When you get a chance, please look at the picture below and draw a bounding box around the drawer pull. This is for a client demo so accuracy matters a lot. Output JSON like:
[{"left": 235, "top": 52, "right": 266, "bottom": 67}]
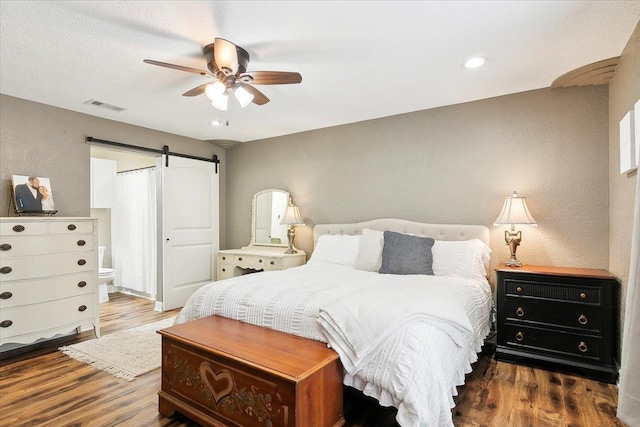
[
  {"left": 515, "top": 307, "right": 525, "bottom": 317},
  {"left": 516, "top": 286, "right": 523, "bottom": 293},
  {"left": 578, "top": 314, "right": 588, "bottom": 325},
  {"left": 0, "top": 266, "right": 12, "bottom": 274},
  {"left": 78, "top": 305, "right": 87, "bottom": 312},
  {"left": 515, "top": 332, "right": 524, "bottom": 342},
  {"left": 77, "top": 240, "right": 86, "bottom": 246},
  {"left": 0, "top": 292, "right": 13, "bottom": 299},
  {"left": 580, "top": 292, "right": 587, "bottom": 300},
  {"left": 578, "top": 341, "right": 588, "bottom": 353},
  {"left": 78, "top": 281, "right": 87, "bottom": 288},
  {"left": 68, "top": 224, "right": 77, "bottom": 231},
  {"left": 0, "top": 244, "right": 12, "bottom": 251},
  {"left": 0, "top": 320, "right": 12, "bottom": 328},
  {"left": 77, "top": 259, "right": 86, "bottom": 266},
  {"left": 238, "top": 257, "right": 243, "bottom": 261},
  {"left": 221, "top": 268, "right": 226, "bottom": 272},
  {"left": 12, "top": 225, "right": 25, "bottom": 232},
  {"left": 222, "top": 256, "right": 226, "bottom": 261},
  {"left": 270, "top": 261, "right": 275, "bottom": 265},
  {"left": 259, "top": 259, "right": 263, "bottom": 263}
]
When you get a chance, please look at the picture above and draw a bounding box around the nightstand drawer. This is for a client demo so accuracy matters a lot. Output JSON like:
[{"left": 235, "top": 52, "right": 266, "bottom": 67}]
[
  {"left": 505, "top": 299, "right": 602, "bottom": 332},
  {"left": 503, "top": 324, "right": 601, "bottom": 361},
  {"left": 505, "top": 279, "right": 600, "bottom": 304}
]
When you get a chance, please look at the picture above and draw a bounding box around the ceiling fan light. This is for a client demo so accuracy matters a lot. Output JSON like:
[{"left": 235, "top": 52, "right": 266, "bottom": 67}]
[
  {"left": 463, "top": 56, "right": 487, "bottom": 69},
  {"left": 211, "top": 94, "right": 228, "bottom": 111},
  {"left": 205, "top": 81, "right": 226, "bottom": 101},
  {"left": 234, "top": 86, "right": 254, "bottom": 108}
]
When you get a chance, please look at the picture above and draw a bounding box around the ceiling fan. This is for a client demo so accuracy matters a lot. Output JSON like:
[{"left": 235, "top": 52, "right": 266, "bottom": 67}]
[{"left": 144, "top": 38, "right": 302, "bottom": 110}]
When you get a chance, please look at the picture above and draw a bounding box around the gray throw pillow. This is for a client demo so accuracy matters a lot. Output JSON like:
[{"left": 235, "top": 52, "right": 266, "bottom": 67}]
[{"left": 379, "top": 231, "right": 435, "bottom": 275}]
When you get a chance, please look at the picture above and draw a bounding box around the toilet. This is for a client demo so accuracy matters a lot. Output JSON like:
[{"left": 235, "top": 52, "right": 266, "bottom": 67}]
[{"left": 98, "top": 246, "right": 115, "bottom": 303}]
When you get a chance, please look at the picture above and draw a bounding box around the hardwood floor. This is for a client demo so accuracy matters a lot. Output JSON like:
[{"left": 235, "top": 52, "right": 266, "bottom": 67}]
[{"left": 0, "top": 293, "right": 624, "bottom": 427}]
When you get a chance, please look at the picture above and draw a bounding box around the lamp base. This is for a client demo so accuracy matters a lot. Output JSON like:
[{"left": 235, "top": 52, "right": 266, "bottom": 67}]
[
  {"left": 505, "top": 259, "right": 522, "bottom": 267},
  {"left": 284, "top": 226, "right": 297, "bottom": 254}
]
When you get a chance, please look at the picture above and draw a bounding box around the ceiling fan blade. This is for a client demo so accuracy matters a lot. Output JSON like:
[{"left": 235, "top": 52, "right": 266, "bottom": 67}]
[
  {"left": 237, "top": 82, "right": 270, "bottom": 105},
  {"left": 143, "top": 59, "right": 212, "bottom": 77},
  {"left": 182, "top": 83, "right": 211, "bottom": 97},
  {"left": 214, "top": 38, "right": 239, "bottom": 74},
  {"left": 242, "top": 71, "right": 302, "bottom": 85}
]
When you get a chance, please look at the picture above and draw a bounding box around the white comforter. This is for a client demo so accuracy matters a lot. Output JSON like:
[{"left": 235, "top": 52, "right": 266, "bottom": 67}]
[{"left": 176, "top": 262, "right": 492, "bottom": 427}]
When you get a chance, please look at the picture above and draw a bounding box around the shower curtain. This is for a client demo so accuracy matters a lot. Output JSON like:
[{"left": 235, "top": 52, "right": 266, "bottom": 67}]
[
  {"left": 617, "top": 170, "right": 640, "bottom": 425},
  {"left": 112, "top": 167, "right": 157, "bottom": 296}
]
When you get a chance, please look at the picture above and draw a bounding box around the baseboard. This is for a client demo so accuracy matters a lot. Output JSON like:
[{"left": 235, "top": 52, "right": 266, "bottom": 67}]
[{"left": 154, "top": 301, "right": 163, "bottom": 312}]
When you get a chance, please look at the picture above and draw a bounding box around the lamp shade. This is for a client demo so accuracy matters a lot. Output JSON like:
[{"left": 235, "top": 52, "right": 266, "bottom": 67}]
[
  {"left": 280, "top": 204, "right": 304, "bottom": 226},
  {"left": 494, "top": 191, "right": 537, "bottom": 226}
]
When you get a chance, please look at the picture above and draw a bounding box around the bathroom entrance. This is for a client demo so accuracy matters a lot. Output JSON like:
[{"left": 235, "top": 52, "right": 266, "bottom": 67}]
[{"left": 90, "top": 147, "right": 159, "bottom": 303}]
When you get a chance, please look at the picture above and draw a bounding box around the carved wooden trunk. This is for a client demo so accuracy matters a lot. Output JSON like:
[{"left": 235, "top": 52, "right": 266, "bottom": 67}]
[{"left": 158, "top": 315, "right": 344, "bottom": 427}]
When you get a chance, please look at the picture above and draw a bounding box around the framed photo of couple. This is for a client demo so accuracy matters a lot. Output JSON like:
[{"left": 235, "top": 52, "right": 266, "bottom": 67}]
[{"left": 12, "top": 175, "right": 57, "bottom": 214}]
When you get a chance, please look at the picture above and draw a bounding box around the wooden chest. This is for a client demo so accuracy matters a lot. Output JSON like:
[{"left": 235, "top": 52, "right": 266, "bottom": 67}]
[{"left": 158, "top": 315, "right": 344, "bottom": 427}]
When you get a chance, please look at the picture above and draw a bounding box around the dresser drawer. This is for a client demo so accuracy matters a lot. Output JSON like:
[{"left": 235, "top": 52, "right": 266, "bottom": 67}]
[
  {"left": 505, "top": 279, "right": 600, "bottom": 304},
  {"left": 0, "top": 222, "right": 48, "bottom": 236},
  {"left": 234, "top": 254, "right": 267, "bottom": 270},
  {"left": 0, "top": 234, "right": 94, "bottom": 256},
  {"left": 503, "top": 323, "right": 601, "bottom": 361},
  {"left": 49, "top": 221, "right": 94, "bottom": 234},
  {"left": 0, "top": 293, "right": 95, "bottom": 340},
  {"left": 263, "top": 257, "right": 284, "bottom": 271},
  {"left": 0, "top": 272, "right": 95, "bottom": 309},
  {"left": 505, "top": 298, "right": 602, "bottom": 332},
  {"left": 217, "top": 264, "right": 234, "bottom": 280},
  {"left": 0, "top": 252, "right": 95, "bottom": 281}
]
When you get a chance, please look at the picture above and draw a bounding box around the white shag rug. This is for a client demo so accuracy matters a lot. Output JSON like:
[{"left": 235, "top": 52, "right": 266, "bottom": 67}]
[{"left": 59, "top": 316, "right": 176, "bottom": 381}]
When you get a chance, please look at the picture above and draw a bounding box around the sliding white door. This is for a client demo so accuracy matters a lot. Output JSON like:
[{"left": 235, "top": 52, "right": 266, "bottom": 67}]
[{"left": 159, "top": 155, "right": 219, "bottom": 311}]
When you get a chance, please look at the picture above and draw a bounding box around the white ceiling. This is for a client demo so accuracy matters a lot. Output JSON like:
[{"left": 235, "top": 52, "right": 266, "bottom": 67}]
[{"left": 1, "top": 1, "right": 639, "bottom": 144}]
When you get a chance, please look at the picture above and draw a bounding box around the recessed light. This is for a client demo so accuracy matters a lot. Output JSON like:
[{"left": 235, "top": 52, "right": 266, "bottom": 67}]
[
  {"left": 211, "top": 120, "right": 229, "bottom": 127},
  {"left": 463, "top": 56, "right": 487, "bottom": 69}
]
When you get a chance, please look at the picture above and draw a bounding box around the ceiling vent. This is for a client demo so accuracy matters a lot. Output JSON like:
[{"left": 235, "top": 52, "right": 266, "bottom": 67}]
[{"left": 83, "top": 99, "right": 126, "bottom": 112}]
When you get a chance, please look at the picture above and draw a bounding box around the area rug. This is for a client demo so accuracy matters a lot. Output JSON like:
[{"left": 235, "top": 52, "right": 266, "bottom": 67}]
[{"left": 59, "top": 316, "right": 176, "bottom": 381}]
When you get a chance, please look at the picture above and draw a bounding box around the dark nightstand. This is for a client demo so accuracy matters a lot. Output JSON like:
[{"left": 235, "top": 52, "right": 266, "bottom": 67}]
[{"left": 495, "top": 264, "right": 619, "bottom": 383}]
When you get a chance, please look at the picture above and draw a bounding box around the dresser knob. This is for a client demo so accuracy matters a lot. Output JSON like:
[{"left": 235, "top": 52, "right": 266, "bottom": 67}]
[
  {"left": 78, "top": 305, "right": 87, "bottom": 312},
  {"left": 12, "top": 225, "right": 25, "bottom": 232},
  {"left": 259, "top": 259, "right": 263, "bottom": 263},
  {"left": 77, "top": 259, "right": 86, "bottom": 266},
  {"left": 77, "top": 240, "right": 86, "bottom": 246},
  {"left": 578, "top": 314, "right": 588, "bottom": 325},
  {"left": 515, "top": 307, "right": 525, "bottom": 317},
  {"left": 78, "top": 281, "right": 87, "bottom": 288},
  {"left": 270, "top": 261, "right": 275, "bottom": 265},
  {"left": 0, "top": 244, "right": 12, "bottom": 251},
  {"left": 238, "top": 257, "right": 243, "bottom": 261},
  {"left": 0, "top": 292, "right": 13, "bottom": 299},
  {"left": 516, "top": 286, "right": 523, "bottom": 293},
  {"left": 0, "top": 320, "right": 12, "bottom": 328},
  {"left": 578, "top": 341, "right": 588, "bottom": 353},
  {"left": 222, "top": 256, "right": 226, "bottom": 261},
  {"left": 580, "top": 292, "right": 587, "bottom": 299},
  {"left": 68, "top": 224, "right": 77, "bottom": 231},
  {"left": 222, "top": 268, "right": 226, "bottom": 272},
  {"left": 515, "top": 332, "right": 524, "bottom": 342},
  {"left": 0, "top": 266, "right": 12, "bottom": 274}
]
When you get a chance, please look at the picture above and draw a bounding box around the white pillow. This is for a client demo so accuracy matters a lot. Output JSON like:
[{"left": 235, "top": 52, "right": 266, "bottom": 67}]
[
  {"left": 309, "top": 234, "right": 361, "bottom": 267},
  {"left": 432, "top": 239, "right": 491, "bottom": 281},
  {"left": 353, "top": 228, "right": 384, "bottom": 272}
]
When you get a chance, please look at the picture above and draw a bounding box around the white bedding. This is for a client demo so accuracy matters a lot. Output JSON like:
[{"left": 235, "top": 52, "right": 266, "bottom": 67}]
[{"left": 175, "top": 262, "right": 492, "bottom": 427}]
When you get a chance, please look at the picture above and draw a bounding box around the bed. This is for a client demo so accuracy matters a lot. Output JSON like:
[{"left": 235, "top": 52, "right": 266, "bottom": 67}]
[{"left": 176, "top": 218, "right": 493, "bottom": 427}]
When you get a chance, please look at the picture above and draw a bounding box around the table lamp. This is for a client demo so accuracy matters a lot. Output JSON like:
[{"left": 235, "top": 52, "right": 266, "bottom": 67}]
[
  {"left": 493, "top": 191, "right": 537, "bottom": 267},
  {"left": 280, "top": 196, "right": 305, "bottom": 254}
]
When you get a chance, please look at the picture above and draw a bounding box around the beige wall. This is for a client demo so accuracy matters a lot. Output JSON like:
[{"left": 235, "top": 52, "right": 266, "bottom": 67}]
[
  {"left": 225, "top": 86, "right": 610, "bottom": 279},
  {"left": 608, "top": 22, "right": 640, "bottom": 327},
  {"left": 0, "top": 94, "right": 227, "bottom": 249}
]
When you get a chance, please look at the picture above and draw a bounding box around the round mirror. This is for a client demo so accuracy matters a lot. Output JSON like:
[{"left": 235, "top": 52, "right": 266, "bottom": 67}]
[{"left": 251, "top": 189, "right": 289, "bottom": 246}]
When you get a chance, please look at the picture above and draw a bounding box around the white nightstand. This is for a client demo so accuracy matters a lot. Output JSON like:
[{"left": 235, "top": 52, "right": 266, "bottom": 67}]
[{"left": 217, "top": 247, "right": 306, "bottom": 280}]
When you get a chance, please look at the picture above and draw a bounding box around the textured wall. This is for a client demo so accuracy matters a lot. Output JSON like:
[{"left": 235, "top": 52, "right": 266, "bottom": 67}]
[
  {"left": 226, "top": 86, "right": 610, "bottom": 279},
  {"left": 0, "top": 95, "right": 227, "bottom": 248},
  {"left": 608, "top": 22, "right": 640, "bottom": 329}
]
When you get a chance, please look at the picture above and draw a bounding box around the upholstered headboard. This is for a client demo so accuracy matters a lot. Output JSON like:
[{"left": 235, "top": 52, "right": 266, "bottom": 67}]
[{"left": 313, "top": 218, "right": 490, "bottom": 248}]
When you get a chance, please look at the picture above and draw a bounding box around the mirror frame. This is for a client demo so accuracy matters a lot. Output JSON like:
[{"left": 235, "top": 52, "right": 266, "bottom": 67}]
[{"left": 249, "top": 188, "right": 290, "bottom": 247}]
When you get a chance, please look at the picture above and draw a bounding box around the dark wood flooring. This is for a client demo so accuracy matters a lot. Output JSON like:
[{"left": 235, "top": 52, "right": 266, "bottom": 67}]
[{"left": 0, "top": 293, "right": 624, "bottom": 426}]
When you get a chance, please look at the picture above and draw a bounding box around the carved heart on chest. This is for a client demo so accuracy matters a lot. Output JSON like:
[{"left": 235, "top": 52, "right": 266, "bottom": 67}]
[{"left": 199, "top": 363, "right": 234, "bottom": 403}]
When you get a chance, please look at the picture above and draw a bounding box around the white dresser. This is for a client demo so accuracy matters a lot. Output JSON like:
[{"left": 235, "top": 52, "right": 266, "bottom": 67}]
[
  {"left": 217, "top": 247, "right": 306, "bottom": 280},
  {"left": 0, "top": 217, "right": 100, "bottom": 348}
]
